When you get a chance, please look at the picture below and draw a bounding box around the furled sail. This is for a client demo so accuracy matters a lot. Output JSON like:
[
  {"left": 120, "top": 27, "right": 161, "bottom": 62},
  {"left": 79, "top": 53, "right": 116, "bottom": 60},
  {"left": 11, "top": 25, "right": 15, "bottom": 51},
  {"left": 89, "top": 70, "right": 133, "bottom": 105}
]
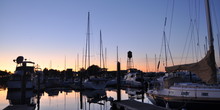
[{"left": 165, "top": 47, "right": 217, "bottom": 84}]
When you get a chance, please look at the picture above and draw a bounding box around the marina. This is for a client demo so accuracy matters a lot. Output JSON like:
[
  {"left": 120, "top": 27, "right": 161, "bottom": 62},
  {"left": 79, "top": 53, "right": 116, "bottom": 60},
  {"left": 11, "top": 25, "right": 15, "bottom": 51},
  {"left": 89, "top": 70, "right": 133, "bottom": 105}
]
[{"left": 1, "top": 0, "right": 220, "bottom": 110}]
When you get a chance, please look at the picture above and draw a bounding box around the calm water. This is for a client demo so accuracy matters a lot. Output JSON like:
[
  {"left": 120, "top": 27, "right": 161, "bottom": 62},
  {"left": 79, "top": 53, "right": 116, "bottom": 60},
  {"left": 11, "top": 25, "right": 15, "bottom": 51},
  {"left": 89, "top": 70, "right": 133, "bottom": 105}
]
[{"left": 0, "top": 87, "right": 152, "bottom": 110}]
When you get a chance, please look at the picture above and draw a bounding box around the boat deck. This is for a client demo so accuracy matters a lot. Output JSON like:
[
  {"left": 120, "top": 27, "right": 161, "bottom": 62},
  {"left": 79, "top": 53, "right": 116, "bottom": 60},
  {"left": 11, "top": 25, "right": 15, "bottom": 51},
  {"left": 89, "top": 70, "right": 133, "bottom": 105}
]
[{"left": 111, "top": 100, "right": 167, "bottom": 110}]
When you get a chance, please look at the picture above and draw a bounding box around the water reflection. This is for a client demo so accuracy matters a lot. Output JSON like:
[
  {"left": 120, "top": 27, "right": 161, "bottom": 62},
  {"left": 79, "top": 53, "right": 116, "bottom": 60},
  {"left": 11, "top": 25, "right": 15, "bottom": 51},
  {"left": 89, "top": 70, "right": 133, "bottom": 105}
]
[
  {"left": 1, "top": 87, "right": 151, "bottom": 110},
  {"left": 126, "top": 88, "right": 143, "bottom": 100},
  {"left": 4, "top": 90, "right": 37, "bottom": 109}
]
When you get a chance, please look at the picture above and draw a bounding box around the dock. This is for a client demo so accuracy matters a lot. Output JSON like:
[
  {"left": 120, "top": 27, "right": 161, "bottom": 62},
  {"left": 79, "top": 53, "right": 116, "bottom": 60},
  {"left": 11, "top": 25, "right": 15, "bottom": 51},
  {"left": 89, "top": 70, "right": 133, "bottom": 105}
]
[
  {"left": 3, "top": 105, "right": 35, "bottom": 110},
  {"left": 111, "top": 100, "right": 167, "bottom": 110}
]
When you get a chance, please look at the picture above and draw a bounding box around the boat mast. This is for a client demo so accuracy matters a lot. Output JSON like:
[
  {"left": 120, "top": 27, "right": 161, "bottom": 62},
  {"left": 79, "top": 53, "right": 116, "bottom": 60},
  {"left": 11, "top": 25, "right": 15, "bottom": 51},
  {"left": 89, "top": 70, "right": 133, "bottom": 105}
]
[
  {"left": 100, "top": 30, "right": 105, "bottom": 69},
  {"left": 105, "top": 48, "right": 107, "bottom": 69},
  {"left": 100, "top": 30, "right": 102, "bottom": 68},
  {"left": 205, "top": 0, "right": 214, "bottom": 50},
  {"left": 85, "top": 12, "right": 90, "bottom": 69},
  {"left": 87, "top": 12, "right": 90, "bottom": 68},
  {"left": 205, "top": 0, "right": 217, "bottom": 83}
]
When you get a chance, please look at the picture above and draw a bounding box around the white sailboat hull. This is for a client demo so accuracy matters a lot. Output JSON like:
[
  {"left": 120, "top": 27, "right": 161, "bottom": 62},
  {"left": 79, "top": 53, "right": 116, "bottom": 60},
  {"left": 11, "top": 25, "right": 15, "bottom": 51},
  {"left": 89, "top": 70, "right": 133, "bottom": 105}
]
[
  {"left": 147, "top": 83, "right": 220, "bottom": 108},
  {"left": 83, "top": 78, "right": 107, "bottom": 90}
]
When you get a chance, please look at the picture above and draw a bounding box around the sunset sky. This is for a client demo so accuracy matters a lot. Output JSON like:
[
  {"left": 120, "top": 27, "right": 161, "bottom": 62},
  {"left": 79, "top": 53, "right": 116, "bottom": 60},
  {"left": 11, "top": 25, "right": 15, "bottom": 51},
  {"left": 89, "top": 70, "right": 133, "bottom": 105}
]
[{"left": 0, "top": 0, "right": 220, "bottom": 72}]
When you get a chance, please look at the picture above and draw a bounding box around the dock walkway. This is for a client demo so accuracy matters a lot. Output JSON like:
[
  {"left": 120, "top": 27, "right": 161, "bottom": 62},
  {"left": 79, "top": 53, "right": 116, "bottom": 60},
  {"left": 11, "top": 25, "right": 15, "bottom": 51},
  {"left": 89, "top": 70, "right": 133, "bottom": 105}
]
[
  {"left": 3, "top": 105, "right": 35, "bottom": 110},
  {"left": 112, "top": 100, "right": 167, "bottom": 110}
]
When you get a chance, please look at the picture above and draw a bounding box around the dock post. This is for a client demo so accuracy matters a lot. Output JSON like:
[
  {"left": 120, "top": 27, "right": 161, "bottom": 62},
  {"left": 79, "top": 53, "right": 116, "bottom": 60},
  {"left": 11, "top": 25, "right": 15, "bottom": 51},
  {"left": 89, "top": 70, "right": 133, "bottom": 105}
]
[
  {"left": 80, "top": 71, "right": 83, "bottom": 90},
  {"left": 21, "top": 62, "right": 26, "bottom": 104},
  {"left": 117, "top": 61, "right": 121, "bottom": 101},
  {"left": 37, "top": 71, "right": 41, "bottom": 110},
  {"left": 80, "top": 71, "right": 83, "bottom": 109},
  {"left": 141, "top": 71, "right": 145, "bottom": 102}
]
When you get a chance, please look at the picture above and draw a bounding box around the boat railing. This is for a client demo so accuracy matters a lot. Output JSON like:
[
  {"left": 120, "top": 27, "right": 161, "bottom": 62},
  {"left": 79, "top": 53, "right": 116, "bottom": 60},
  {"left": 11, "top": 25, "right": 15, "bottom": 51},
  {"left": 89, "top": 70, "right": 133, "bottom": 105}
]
[{"left": 173, "top": 83, "right": 220, "bottom": 89}]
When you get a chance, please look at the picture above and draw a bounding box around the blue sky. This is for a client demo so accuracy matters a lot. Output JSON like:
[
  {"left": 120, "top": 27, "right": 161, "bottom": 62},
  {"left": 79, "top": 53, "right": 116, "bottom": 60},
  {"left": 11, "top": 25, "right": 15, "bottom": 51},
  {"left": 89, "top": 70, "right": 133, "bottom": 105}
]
[{"left": 0, "top": 0, "right": 220, "bottom": 72}]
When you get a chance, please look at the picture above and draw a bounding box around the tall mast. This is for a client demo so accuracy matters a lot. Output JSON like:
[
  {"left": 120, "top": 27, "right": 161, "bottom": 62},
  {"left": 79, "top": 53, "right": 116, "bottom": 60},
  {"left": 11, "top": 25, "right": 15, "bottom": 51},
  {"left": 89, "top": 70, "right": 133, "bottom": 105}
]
[
  {"left": 100, "top": 30, "right": 105, "bottom": 69},
  {"left": 100, "top": 30, "right": 102, "bottom": 68},
  {"left": 205, "top": 0, "right": 214, "bottom": 49},
  {"left": 85, "top": 12, "right": 90, "bottom": 69},
  {"left": 205, "top": 0, "right": 217, "bottom": 83},
  {"left": 87, "top": 12, "right": 90, "bottom": 67},
  {"left": 105, "top": 48, "right": 107, "bottom": 69}
]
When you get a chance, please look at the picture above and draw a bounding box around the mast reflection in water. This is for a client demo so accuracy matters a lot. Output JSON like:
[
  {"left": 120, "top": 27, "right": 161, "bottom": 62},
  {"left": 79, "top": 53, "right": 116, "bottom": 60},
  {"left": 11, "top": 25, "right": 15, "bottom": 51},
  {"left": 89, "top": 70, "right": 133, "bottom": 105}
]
[{"left": 1, "top": 87, "right": 151, "bottom": 110}]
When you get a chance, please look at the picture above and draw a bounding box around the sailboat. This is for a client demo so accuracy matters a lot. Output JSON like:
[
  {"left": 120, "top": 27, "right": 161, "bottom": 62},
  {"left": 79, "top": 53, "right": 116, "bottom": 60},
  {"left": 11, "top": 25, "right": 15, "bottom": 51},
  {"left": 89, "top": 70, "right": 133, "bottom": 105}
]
[
  {"left": 82, "top": 12, "right": 108, "bottom": 90},
  {"left": 147, "top": 0, "right": 220, "bottom": 109}
]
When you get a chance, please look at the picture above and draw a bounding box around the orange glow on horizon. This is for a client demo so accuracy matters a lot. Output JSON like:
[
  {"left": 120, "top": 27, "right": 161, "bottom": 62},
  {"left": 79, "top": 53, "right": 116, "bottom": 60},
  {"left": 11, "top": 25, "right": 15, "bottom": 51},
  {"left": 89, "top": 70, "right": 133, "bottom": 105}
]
[
  {"left": 0, "top": 59, "right": 165, "bottom": 73},
  {"left": 1, "top": 54, "right": 168, "bottom": 73}
]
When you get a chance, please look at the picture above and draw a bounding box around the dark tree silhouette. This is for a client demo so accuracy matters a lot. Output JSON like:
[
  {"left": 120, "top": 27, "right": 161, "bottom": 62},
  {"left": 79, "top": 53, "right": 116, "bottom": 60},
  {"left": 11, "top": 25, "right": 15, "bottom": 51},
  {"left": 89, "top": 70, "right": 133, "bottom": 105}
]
[{"left": 86, "top": 65, "right": 101, "bottom": 76}]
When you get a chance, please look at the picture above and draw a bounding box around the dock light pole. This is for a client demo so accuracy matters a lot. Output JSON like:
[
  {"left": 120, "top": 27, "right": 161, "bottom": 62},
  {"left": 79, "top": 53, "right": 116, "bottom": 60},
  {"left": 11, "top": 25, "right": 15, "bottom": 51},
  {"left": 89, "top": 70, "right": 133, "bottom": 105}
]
[{"left": 117, "top": 62, "right": 121, "bottom": 101}]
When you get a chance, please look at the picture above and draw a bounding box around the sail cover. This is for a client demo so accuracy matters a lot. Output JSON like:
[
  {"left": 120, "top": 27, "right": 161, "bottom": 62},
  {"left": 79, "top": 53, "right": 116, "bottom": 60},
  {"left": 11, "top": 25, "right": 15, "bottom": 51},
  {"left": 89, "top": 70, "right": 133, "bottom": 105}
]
[{"left": 165, "top": 48, "right": 217, "bottom": 84}]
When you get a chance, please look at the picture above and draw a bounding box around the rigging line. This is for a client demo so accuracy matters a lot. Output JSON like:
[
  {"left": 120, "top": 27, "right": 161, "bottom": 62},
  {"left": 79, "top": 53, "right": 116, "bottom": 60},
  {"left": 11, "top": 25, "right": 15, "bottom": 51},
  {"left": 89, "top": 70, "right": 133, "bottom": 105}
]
[
  {"left": 194, "top": 19, "right": 202, "bottom": 59},
  {"left": 164, "top": 32, "right": 168, "bottom": 67},
  {"left": 192, "top": 20, "right": 198, "bottom": 62},
  {"left": 101, "top": 31, "right": 105, "bottom": 69},
  {"left": 158, "top": 16, "right": 167, "bottom": 69},
  {"left": 193, "top": 0, "right": 203, "bottom": 60},
  {"left": 158, "top": 30, "right": 164, "bottom": 69},
  {"left": 180, "top": 19, "right": 193, "bottom": 64},
  {"left": 217, "top": 34, "right": 220, "bottom": 63},
  {"left": 188, "top": 0, "right": 192, "bottom": 20},
  {"left": 167, "top": 0, "right": 175, "bottom": 43},
  {"left": 165, "top": 35, "right": 174, "bottom": 66},
  {"left": 205, "top": 36, "right": 208, "bottom": 53},
  {"left": 165, "top": 0, "right": 169, "bottom": 19},
  {"left": 192, "top": 28, "right": 197, "bottom": 62},
  {"left": 211, "top": 0, "right": 220, "bottom": 35},
  {"left": 163, "top": 0, "right": 169, "bottom": 31},
  {"left": 185, "top": 22, "right": 195, "bottom": 64}
]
